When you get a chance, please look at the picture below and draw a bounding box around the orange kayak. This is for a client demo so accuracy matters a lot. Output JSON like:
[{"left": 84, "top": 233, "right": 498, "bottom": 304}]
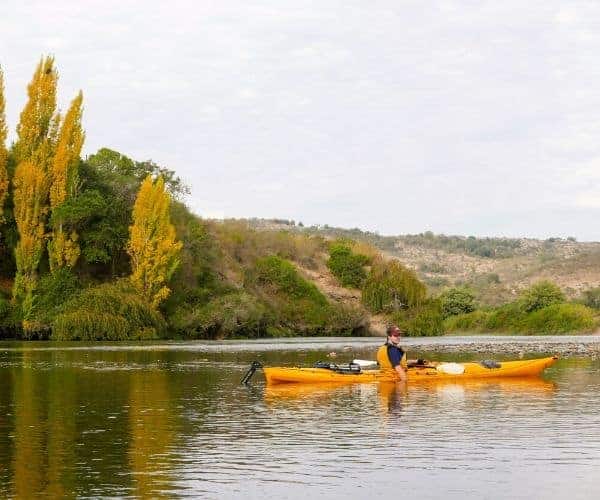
[{"left": 263, "top": 356, "right": 558, "bottom": 385}]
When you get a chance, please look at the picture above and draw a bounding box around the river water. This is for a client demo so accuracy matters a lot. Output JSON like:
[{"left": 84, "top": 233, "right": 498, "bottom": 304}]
[{"left": 0, "top": 337, "right": 599, "bottom": 499}]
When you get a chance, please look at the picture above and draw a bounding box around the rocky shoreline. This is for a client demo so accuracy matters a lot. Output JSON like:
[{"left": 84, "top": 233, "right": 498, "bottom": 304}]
[
  {"left": 3, "top": 336, "right": 597, "bottom": 358},
  {"left": 194, "top": 335, "right": 600, "bottom": 358},
  {"left": 401, "top": 336, "right": 600, "bottom": 357}
]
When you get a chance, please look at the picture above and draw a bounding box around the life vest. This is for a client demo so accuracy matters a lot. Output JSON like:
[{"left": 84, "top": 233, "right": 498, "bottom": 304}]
[{"left": 377, "top": 344, "right": 407, "bottom": 371}]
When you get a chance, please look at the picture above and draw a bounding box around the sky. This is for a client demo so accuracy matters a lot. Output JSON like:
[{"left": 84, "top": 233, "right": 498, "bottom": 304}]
[{"left": 1, "top": 0, "right": 600, "bottom": 240}]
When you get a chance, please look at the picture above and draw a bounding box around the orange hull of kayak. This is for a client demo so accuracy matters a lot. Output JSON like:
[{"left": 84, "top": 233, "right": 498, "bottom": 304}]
[{"left": 263, "top": 356, "right": 558, "bottom": 385}]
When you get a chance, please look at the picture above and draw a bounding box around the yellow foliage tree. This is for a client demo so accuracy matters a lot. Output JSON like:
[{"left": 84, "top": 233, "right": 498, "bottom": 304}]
[
  {"left": 48, "top": 91, "right": 85, "bottom": 270},
  {"left": 0, "top": 66, "right": 8, "bottom": 221},
  {"left": 12, "top": 160, "right": 50, "bottom": 323},
  {"left": 13, "top": 56, "right": 58, "bottom": 167},
  {"left": 127, "top": 176, "right": 182, "bottom": 308},
  {"left": 12, "top": 56, "right": 58, "bottom": 325}
]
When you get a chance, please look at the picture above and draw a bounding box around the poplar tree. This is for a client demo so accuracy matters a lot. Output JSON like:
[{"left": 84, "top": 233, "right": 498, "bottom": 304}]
[
  {"left": 12, "top": 56, "right": 58, "bottom": 322},
  {"left": 48, "top": 91, "right": 84, "bottom": 271},
  {"left": 0, "top": 67, "right": 8, "bottom": 221},
  {"left": 13, "top": 56, "right": 58, "bottom": 167},
  {"left": 12, "top": 161, "right": 50, "bottom": 322},
  {"left": 127, "top": 176, "right": 182, "bottom": 309}
]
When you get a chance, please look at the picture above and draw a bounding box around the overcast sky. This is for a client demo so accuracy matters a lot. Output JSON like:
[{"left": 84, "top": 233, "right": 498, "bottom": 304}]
[{"left": 2, "top": 1, "right": 600, "bottom": 240}]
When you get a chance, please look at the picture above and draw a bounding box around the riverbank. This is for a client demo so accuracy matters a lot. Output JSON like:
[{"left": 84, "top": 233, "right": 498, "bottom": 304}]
[{"left": 2, "top": 335, "right": 599, "bottom": 357}]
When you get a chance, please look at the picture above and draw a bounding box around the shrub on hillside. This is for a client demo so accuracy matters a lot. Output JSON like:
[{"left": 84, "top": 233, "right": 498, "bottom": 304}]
[
  {"left": 327, "top": 243, "right": 369, "bottom": 288},
  {"left": 250, "top": 255, "right": 327, "bottom": 305},
  {"left": 424, "top": 276, "right": 450, "bottom": 288},
  {"left": 362, "top": 259, "right": 426, "bottom": 313},
  {"left": 247, "top": 255, "right": 346, "bottom": 334},
  {"left": 243, "top": 255, "right": 370, "bottom": 336},
  {"left": 520, "top": 281, "right": 565, "bottom": 313},
  {"left": 440, "top": 286, "right": 476, "bottom": 318},
  {"left": 52, "top": 282, "right": 166, "bottom": 340},
  {"left": 214, "top": 222, "right": 326, "bottom": 269},
  {"left": 419, "top": 262, "right": 447, "bottom": 274},
  {"left": 581, "top": 287, "right": 600, "bottom": 310}
]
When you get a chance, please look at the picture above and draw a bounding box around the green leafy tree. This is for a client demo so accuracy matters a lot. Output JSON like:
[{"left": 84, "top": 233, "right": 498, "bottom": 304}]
[
  {"left": 87, "top": 148, "right": 188, "bottom": 199},
  {"left": 520, "top": 281, "right": 565, "bottom": 313},
  {"left": 440, "top": 286, "right": 476, "bottom": 318},
  {"left": 362, "top": 259, "right": 426, "bottom": 313}
]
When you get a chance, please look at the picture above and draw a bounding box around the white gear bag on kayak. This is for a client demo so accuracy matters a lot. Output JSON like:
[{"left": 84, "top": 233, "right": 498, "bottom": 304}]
[
  {"left": 352, "top": 359, "right": 379, "bottom": 370},
  {"left": 435, "top": 362, "right": 465, "bottom": 375}
]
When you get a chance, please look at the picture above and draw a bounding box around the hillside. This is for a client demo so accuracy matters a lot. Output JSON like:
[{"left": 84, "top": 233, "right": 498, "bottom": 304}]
[{"left": 240, "top": 219, "right": 600, "bottom": 307}]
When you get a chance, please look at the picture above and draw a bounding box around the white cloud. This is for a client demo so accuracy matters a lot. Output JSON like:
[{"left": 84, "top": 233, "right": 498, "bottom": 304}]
[
  {"left": 3, "top": 0, "right": 600, "bottom": 239},
  {"left": 575, "top": 192, "right": 600, "bottom": 209}
]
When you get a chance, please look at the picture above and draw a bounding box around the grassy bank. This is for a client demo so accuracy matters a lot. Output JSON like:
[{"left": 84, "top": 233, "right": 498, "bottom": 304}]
[{"left": 443, "top": 282, "right": 599, "bottom": 335}]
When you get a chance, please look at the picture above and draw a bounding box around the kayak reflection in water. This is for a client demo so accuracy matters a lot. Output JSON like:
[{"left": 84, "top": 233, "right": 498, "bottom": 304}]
[{"left": 376, "top": 325, "right": 408, "bottom": 382}]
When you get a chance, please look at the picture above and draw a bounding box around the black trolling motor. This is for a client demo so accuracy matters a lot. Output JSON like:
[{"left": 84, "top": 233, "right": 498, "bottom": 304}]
[{"left": 241, "top": 361, "right": 263, "bottom": 385}]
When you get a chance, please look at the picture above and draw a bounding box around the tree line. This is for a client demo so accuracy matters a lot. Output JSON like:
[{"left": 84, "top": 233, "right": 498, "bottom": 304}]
[{"left": 0, "top": 57, "right": 181, "bottom": 337}]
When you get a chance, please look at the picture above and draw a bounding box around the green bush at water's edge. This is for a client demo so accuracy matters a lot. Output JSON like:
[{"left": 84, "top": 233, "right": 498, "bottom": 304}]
[
  {"left": 444, "top": 302, "right": 598, "bottom": 334},
  {"left": 170, "top": 291, "right": 267, "bottom": 339},
  {"left": 52, "top": 282, "right": 166, "bottom": 340},
  {"left": 392, "top": 299, "right": 444, "bottom": 337},
  {"left": 523, "top": 303, "right": 597, "bottom": 334},
  {"left": 520, "top": 280, "right": 565, "bottom": 313},
  {"left": 0, "top": 297, "right": 9, "bottom": 322}
]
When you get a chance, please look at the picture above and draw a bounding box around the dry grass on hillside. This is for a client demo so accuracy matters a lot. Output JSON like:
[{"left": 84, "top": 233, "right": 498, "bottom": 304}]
[{"left": 239, "top": 219, "right": 600, "bottom": 307}]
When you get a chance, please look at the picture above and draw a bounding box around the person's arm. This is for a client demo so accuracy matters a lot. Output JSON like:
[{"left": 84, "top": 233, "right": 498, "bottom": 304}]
[{"left": 389, "top": 347, "right": 407, "bottom": 381}]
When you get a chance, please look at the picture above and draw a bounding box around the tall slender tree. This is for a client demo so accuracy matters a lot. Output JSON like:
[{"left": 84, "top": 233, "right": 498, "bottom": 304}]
[
  {"left": 0, "top": 66, "right": 8, "bottom": 221},
  {"left": 12, "top": 56, "right": 58, "bottom": 324},
  {"left": 12, "top": 160, "right": 50, "bottom": 321},
  {"left": 13, "top": 56, "right": 58, "bottom": 167},
  {"left": 48, "top": 91, "right": 84, "bottom": 271},
  {"left": 127, "top": 176, "right": 182, "bottom": 308}
]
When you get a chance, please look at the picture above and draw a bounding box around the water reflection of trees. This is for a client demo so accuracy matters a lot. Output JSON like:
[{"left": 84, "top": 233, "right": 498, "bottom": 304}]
[
  {"left": 47, "top": 351, "right": 77, "bottom": 497},
  {"left": 4, "top": 349, "right": 182, "bottom": 497},
  {"left": 128, "top": 368, "right": 175, "bottom": 498},
  {"left": 12, "top": 351, "right": 46, "bottom": 498}
]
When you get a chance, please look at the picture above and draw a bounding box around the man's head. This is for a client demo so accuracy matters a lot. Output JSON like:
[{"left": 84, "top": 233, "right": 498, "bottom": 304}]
[{"left": 386, "top": 325, "right": 404, "bottom": 344}]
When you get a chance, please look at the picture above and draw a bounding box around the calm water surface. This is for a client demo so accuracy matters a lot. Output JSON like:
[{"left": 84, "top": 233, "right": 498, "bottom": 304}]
[{"left": 0, "top": 337, "right": 599, "bottom": 499}]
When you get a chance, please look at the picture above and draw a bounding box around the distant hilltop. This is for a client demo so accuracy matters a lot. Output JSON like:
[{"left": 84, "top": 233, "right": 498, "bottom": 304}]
[{"left": 228, "top": 218, "right": 600, "bottom": 306}]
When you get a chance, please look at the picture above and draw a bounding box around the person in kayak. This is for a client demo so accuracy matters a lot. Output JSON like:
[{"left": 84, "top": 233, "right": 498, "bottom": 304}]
[{"left": 377, "top": 325, "right": 408, "bottom": 381}]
